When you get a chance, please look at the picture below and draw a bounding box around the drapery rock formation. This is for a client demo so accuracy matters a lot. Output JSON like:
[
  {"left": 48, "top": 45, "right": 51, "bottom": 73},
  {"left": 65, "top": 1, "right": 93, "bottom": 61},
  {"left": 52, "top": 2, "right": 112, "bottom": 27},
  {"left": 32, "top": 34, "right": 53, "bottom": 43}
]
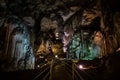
[{"left": 0, "top": 16, "right": 35, "bottom": 71}]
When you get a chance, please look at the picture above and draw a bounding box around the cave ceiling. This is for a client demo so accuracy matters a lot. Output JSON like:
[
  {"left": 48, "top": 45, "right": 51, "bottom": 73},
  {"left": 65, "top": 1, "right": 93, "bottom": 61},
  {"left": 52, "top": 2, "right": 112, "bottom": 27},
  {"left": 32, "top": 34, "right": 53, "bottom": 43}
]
[{"left": 0, "top": 0, "right": 119, "bottom": 17}]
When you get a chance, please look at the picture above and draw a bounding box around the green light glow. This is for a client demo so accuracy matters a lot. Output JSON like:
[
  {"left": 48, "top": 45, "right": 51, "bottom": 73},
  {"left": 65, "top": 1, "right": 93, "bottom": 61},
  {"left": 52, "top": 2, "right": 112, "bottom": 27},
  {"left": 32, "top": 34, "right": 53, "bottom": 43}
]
[{"left": 68, "top": 32, "right": 100, "bottom": 60}]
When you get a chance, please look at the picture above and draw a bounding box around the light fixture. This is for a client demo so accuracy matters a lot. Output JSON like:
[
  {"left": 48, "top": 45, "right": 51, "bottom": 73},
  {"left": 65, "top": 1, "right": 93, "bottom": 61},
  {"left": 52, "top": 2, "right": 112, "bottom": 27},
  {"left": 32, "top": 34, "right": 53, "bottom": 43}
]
[{"left": 78, "top": 65, "right": 83, "bottom": 69}]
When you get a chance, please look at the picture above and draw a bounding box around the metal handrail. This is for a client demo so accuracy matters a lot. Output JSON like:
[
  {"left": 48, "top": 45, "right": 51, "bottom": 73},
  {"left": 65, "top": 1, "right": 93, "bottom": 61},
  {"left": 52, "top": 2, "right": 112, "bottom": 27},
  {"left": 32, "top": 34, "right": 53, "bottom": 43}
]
[{"left": 33, "top": 66, "right": 50, "bottom": 80}]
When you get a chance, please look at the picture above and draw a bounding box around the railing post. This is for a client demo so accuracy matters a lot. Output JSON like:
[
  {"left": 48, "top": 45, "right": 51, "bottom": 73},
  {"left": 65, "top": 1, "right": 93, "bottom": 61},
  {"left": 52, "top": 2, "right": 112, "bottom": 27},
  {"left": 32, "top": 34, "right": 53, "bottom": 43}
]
[
  {"left": 49, "top": 59, "right": 53, "bottom": 80},
  {"left": 72, "top": 62, "right": 75, "bottom": 80}
]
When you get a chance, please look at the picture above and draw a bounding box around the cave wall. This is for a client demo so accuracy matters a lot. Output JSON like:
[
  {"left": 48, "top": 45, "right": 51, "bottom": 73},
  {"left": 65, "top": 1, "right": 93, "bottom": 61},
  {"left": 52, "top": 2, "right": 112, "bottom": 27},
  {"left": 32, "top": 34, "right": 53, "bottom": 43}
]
[{"left": 0, "top": 0, "right": 120, "bottom": 71}]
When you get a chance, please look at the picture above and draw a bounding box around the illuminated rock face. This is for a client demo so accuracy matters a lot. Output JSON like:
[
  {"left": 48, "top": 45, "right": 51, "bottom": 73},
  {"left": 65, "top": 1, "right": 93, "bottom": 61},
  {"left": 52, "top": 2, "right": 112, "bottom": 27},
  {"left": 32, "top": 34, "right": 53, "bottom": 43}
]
[
  {"left": 1, "top": 16, "right": 35, "bottom": 71},
  {"left": 36, "top": 14, "right": 64, "bottom": 57},
  {"left": 68, "top": 31, "right": 100, "bottom": 60}
]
